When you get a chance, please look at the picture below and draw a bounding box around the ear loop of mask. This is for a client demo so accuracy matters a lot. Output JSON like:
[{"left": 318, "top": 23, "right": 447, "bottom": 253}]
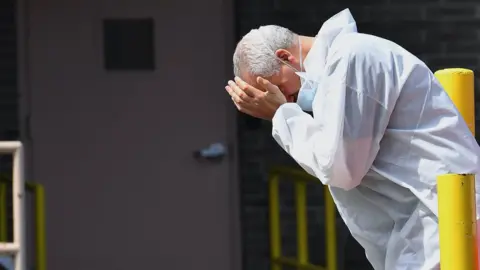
[
  {"left": 268, "top": 37, "right": 316, "bottom": 91},
  {"left": 274, "top": 37, "right": 303, "bottom": 73},
  {"left": 298, "top": 38, "right": 303, "bottom": 72}
]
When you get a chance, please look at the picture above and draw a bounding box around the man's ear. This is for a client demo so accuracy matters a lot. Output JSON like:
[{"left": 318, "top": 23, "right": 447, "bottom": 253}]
[{"left": 275, "top": 49, "right": 292, "bottom": 62}]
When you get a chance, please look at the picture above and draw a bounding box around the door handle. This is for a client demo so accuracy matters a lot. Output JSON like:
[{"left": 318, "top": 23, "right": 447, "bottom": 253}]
[{"left": 193, "top": 142, "right": 227, "bottom": 162}]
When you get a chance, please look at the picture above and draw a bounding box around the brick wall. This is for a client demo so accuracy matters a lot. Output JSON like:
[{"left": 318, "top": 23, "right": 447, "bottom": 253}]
[
  {"left": 0, "top": 0, "right": 18, "bottom": 142},
  {"left": 235, "top": 1, "right": 480, "bottom": 269},
  {"left": 0, "top": 0, "right": 18, "bottom": 247}
]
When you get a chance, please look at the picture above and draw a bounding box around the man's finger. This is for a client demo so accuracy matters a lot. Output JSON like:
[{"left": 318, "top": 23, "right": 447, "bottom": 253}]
[
  {"left": 226, "top": 85, "right": 257, "bottom": 111},
  {"left": 233, "top": 100, "right": 247, "bottom": 112},
  {"left": 257, "top": 77, "right": 280, "bottom": 93},
  {"left": 233, "top": 100, "right": 259, "bottom": 117},
  {"left": 228, "top": 80, "right": 254, "bottom": 101},
  {"left": 232, "top": 99, "right": 241, "bottom": 110},
  {"left": 233, "top": 99, "right": 248, "bottom": 112},
  {"left": 225, "top": 85, "right": 239, "bottom": 100},
  {"left": 235, "top": 77, "right": 265, "bottom": 96},
  {"left": 226, "top": 85, "right": 245, "bottom": 105}
]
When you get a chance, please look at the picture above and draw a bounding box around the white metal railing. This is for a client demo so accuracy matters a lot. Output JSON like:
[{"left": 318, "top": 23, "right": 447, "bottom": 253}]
[{"left": 0, "top": 141, "right": 25, "bottom": 270}]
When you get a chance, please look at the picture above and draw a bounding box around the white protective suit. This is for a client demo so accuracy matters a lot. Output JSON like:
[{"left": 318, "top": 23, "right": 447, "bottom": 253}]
[{"left": 271, "top": 9, "right": 480, "bottom": 270}]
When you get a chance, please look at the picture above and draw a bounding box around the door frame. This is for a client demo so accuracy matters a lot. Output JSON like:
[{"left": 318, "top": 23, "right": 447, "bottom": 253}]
[
  {"left": 17, "top": 0, "right": 33, "bottom": 182},
  {"left": 221, "top": 0, "right": 243, "bottom": 267},
  {"left": 222, "top": 0, "right": 243, "bottom": 270}
]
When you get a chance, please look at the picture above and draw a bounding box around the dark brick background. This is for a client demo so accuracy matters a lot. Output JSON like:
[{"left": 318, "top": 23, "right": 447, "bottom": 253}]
[
  {"left": 0, "top": 0, "right": 17, "bottom": 246},
  {"left": 235, "top": 0, "right": 480, "bottom": 269},
  {"left": 0, "top": 0, "right": 18, "bottom": 142}
]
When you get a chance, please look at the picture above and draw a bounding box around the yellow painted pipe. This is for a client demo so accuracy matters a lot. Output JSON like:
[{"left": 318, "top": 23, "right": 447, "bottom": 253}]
[
  {"left": 324, "top": 187, "right": 337, "bottom": 270},
  {"left": 0, "top": 182, "right": 7, "bottom": 242},
  {"left": 295, "top": 181, "right": 309, "bottom": 265},
  {"left": 268, "top": 167, "right": 338, "bottom": 270},
  {"left": 437, "top": 174, "right": 477, "bottom": 270},
  {"left": 269, "top": 174, "right": 282, "bottom": 270},
  {"left": 435, "top": 68, "right": 475, "bottom": 135},
  {"left": 435, "top": 68, "right": 478, "bottom": 270}
]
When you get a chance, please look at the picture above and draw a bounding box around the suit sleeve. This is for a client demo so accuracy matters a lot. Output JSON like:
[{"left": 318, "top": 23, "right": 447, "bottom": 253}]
[{"left": 272, "top": 50, "right": 391, "bottom": 190}]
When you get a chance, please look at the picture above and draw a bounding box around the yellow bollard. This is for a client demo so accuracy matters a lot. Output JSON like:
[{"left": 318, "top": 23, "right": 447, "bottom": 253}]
[
  {"left": 435, "top": 68, "right": 478, "bottom": 270},
  {"left": 435, "top": 69, "right": 475, "bottom": 135},
  {"left": 437, "top": 174, "right": 477, "bottom": 270}
]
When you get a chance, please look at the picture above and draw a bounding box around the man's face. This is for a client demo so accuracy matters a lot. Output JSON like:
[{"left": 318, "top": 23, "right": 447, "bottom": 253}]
[{"left": 242, "top": 65, "right": 301, "bottom": 102}]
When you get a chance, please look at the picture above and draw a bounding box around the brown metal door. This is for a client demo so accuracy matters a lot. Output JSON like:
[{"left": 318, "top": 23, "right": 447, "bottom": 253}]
[{"left": 22, "top": 0, "right": 239, "bottom": 269}]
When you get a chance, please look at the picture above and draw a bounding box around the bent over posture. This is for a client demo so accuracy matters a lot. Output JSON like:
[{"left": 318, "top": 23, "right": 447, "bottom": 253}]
[{"left": 225, "top": 9, "right": 480, "bottom": 270}]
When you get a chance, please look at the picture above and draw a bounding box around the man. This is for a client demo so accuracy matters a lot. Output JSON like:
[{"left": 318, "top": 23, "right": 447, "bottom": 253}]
[{"left": 225, "top": 9, "right": 480, "bottom": 270}]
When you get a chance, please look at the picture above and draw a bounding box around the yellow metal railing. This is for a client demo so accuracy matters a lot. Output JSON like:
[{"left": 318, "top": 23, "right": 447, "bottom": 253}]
[
  {"left": 269, "top": 167, "right": 337, "bottom": 270},
  {"left": 0, "top": 177, "right": 46, "bottom": 270},
  {"left": 0, "top": 182, "right": 7, "bottom": 242}
]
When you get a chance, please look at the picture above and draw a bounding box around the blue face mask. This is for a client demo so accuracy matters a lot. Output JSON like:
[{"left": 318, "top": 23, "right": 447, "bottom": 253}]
[
  {"left": 294, "top": 72, "right": 318, "bottom": 112},
  {"left": 277, "top": 38, "right": 319, "bottom": 112}
]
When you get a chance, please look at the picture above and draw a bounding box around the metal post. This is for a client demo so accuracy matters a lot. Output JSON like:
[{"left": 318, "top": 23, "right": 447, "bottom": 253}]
[
  {"left": 438, "top": 174, "right": 477, "bottom": 270},
  {"left": 325, "top": 187, "right": 337, "bottom": 270},
  {"left": 0, "top": 141, "right": 26, "bottom": 270},
  {"left": 295, "top": 181, "right": 308, "bottom": 266},
  {"left": 269, "top": 174, "right": 282, "bottom": 270},
  {"left": 435, "top": 68, "right": 478, "bottom": 270},
  {"left": 435, "top": 69, "right": 475, "bottom": 134},
  {"left": 12, "top": 144, "right": 25, "bottom": 270},
  {"left": 0, "top": 182, "right": 7, "bottom": 242}
]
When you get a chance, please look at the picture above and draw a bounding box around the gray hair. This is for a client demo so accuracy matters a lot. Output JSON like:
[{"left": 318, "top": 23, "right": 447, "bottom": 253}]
[{"left": 233, "top": 25, "right": 298, "bottom": 78}]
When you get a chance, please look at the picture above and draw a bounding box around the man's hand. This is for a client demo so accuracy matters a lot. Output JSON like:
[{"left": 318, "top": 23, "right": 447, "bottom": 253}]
[{"left": 225, "top": 76, "right": 287, "bottom": 120}]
